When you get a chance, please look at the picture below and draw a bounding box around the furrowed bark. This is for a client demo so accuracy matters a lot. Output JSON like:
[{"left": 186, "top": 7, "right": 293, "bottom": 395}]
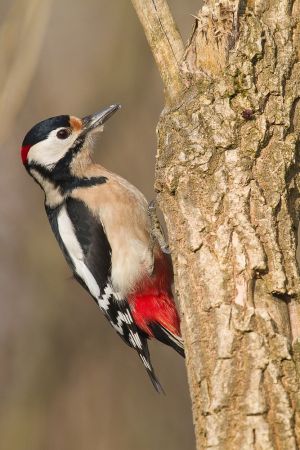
[{"left": 132, "top": 0, "right": 300, "bottom": 448}]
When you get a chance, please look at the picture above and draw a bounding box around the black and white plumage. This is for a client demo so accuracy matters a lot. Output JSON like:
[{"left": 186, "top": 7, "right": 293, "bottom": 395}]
[
  {"left": 21, "top": 105, "right": 183, "bottom": 392},
  {"left": 46, "top": 197, "right": 162, "bottom": 391}
]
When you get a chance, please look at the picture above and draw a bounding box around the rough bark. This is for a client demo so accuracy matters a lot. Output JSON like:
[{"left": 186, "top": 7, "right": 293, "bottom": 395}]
[{"left": 131, "top": 0, "right": 300, "bottom": 448}]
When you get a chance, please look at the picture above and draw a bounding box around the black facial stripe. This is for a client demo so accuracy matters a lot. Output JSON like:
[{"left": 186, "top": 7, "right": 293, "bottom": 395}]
[
  {"left": 29, "top": 162, "right": 107, "bottom": 194},
  {"left": 52, "top": 135, "right": 85, "bottom": 173},
  {"left": 22, "top": 115, "right": 70, "bottom": 147}
]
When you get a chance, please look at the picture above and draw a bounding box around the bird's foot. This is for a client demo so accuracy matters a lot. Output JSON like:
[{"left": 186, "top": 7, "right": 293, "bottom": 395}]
[{"left": 147, "top": 200, "right": 170, "bottom": 254}]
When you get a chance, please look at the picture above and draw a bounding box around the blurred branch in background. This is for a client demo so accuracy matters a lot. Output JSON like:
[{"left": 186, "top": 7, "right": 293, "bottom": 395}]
[{"left": 0, "top": 0, "right": 52, "bottom": 145}]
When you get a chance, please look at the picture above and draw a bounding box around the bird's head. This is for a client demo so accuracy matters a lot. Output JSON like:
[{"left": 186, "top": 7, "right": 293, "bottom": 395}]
[{"left": 21, "top": 104, "right": 121, "bottom": 175}]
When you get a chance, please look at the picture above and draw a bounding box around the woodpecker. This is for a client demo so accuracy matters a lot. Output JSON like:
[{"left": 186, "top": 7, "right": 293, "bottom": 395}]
[{"left": 21, "top": 105, "right": 184, "bottom": 392}]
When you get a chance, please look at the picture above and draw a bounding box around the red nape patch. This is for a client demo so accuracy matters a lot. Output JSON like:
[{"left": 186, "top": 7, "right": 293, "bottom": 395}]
[{"left": 21, "top": 145, "right": 31, "bottom": 163}]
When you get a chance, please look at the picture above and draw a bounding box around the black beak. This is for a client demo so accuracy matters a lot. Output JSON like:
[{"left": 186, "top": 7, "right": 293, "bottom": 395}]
[{"left": 82, "top": 104, "right": 121, "bottom": 131}]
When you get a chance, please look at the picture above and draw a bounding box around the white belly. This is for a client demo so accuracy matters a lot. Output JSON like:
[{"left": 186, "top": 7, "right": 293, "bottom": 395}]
[
  {"left": 98, "top": 205, "right": 153, "bottom": 296},
  {"left": 110, "top": 233, "right": 153, "bottom": 296}
]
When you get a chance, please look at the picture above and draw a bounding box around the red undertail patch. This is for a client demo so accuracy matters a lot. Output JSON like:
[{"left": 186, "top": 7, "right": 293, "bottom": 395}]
[{"left": 129, "top": 291, "right": 181, "bottom": 338}]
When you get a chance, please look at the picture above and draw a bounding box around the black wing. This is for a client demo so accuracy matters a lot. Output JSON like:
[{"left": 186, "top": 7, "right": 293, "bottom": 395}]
[{"left": 48, "top": 197, "right": 163, "bottom": 392}]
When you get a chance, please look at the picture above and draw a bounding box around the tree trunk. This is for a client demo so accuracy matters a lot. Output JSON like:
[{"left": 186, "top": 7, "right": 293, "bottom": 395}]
[{"left": 131, "top": 1, "right": 300, "bottom": 448}]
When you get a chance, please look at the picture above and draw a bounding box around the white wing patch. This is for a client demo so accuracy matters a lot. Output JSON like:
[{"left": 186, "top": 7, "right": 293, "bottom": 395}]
[{"left": 57, "top": 206, "right": 100, "bottom": 298}]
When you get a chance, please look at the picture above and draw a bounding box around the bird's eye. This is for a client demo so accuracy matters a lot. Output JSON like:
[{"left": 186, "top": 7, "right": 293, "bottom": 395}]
[{"left": 56, "top": 128, "right": 71, "bottom": 139}]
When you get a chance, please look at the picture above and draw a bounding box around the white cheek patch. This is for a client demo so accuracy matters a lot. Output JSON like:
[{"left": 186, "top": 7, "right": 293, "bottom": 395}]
[{"left": 27, "top": 129, "right": 80, "bottom": 168}]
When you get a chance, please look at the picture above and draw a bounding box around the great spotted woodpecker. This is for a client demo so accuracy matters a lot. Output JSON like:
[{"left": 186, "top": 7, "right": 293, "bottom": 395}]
[{"left": 21, "top": 105, "right": 184, "bottom": 392}]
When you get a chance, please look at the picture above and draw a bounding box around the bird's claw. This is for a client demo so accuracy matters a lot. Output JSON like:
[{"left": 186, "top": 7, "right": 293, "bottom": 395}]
[{"left": 148, "top": 200, "right": 170, "bottom": 254}]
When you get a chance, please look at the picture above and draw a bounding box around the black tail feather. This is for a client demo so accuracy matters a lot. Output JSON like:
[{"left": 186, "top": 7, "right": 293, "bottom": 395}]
[
  {"left": 149, "top": 323, "right": 185, "bottom": 358},
  {"left": 138, "top": 336, "right": 165, "bottom": 394},
  {"left": 146, "top": 367, "right": 165, "bottom": 394}
]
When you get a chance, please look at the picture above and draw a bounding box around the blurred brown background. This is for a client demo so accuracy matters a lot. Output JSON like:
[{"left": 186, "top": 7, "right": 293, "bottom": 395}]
[{"left": 0, "top": 1, "right": 200, "bottom": 449}]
